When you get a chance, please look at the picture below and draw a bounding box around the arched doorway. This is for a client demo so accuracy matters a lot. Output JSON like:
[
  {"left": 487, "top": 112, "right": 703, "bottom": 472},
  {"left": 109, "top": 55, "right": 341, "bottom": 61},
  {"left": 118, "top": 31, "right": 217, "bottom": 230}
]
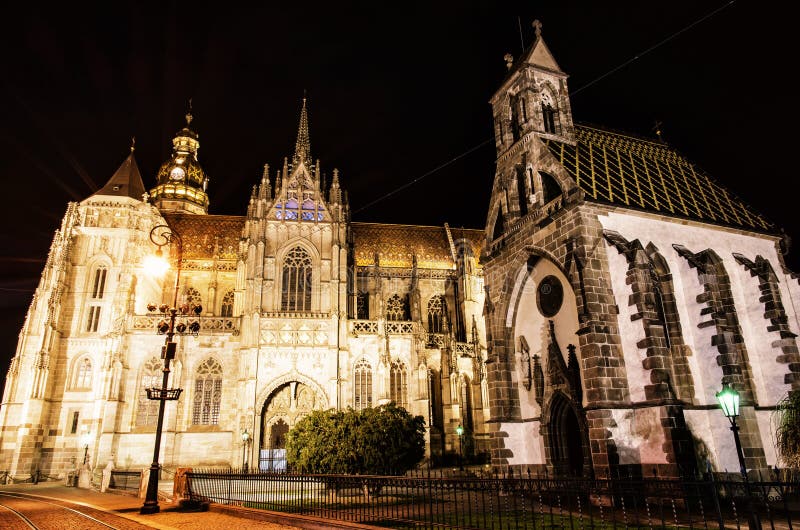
[
  {"left": 548, "top": 393, "right": 587, "bottom": 477},
  {"left": 260, "top": 381, "right": 319, "bottom": 470}
]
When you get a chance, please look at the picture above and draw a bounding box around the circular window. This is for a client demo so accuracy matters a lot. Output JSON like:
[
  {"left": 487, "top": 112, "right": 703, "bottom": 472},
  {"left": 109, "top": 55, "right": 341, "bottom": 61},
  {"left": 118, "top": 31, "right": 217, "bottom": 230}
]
[{"left": 537, "top": 275, "right": 563, "bottom": 317}]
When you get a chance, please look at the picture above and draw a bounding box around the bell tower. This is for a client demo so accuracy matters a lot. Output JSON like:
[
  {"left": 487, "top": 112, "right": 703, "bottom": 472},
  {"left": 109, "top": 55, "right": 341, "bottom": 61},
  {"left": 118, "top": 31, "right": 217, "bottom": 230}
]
[
  {"left": 148, "top": 106, "right": 210, "bottom": 214},
  {"left": 485, "top": 20, "right": 577, "bottom": 243}
]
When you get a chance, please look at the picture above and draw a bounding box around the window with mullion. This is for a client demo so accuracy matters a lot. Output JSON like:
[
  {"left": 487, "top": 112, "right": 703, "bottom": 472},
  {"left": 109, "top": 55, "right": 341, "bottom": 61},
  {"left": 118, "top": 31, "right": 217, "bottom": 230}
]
[{"left": 281, "top": 246, "right": 313, "bottom": 312}]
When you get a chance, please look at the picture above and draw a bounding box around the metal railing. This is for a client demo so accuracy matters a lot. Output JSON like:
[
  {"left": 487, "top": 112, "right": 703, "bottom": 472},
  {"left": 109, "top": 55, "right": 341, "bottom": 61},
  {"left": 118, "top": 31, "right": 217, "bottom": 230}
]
[
  {"left": 184, "top": 467, "right": 798, "bottom": 529},
  {"left": 109, "top": 470, "right": 141, "bottom": 492}
]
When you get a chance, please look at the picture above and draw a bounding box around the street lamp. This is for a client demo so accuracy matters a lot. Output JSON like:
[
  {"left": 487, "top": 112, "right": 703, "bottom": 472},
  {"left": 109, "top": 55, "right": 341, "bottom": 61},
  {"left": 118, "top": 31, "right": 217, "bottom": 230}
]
[
  {"left": 242, "top": 430, "right": 251, "bottom": 473},
  {"left": 80, "top": 430, "right": 91, "bottom": 465},
  {"left": 716, "top": 382, "right": 761, "bottom": 530},
  {"left": 140, "top": 224, "right": 196, "bottom": 515},
  {"left": 455, "top": 424, "right": 464, "bottom": 471},
  {"left": 716, "top": 383, "right": 746, "bottom": 476}
]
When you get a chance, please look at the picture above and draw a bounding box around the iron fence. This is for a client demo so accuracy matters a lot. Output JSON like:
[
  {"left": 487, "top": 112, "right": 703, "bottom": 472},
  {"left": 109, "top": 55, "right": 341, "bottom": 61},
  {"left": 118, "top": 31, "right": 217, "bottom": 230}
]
[
  {"left": 109, "top": 470, "right": 141, "bottom": 492},
  {"left": 184, "top": 467, "right": 798, "bottom": 529}
]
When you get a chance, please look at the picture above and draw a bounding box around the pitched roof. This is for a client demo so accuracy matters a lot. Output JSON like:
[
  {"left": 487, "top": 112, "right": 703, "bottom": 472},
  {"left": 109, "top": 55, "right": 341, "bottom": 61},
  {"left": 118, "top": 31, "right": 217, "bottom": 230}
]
[
  {"left": 543, "top": 124, "right": 774, "bottom": 233},
  {"left": 163, "top": 213, "right": 245, "bottom": 261},
  {"left": 351, "top": 222, "right": 484, "bottom": 269},
  {"left": 93, "top": 152, "right": 146, "bottom": 200}
]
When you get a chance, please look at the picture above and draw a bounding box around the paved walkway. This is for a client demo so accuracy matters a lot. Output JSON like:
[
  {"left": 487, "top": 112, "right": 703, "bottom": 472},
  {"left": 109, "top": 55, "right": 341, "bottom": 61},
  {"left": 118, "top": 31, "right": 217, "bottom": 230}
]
[{"left": 0, "top": 483, "right": 302, "bottom": 529}]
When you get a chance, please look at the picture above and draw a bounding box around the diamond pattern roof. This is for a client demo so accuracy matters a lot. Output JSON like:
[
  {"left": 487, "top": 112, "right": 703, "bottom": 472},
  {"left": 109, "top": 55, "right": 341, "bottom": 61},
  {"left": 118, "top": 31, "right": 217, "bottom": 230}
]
[{"left": 544, "top": 125, "right": 773, "bottom": 232}]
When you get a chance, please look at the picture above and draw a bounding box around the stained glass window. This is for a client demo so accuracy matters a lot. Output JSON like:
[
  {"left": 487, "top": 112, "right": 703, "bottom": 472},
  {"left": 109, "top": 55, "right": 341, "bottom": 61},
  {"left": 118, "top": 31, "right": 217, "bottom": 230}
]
[
  {"left": 136, "top": 358, "right": 161, "bottom": 427},
  {"left": 353, "top": 359, "right": 372, "bottom": 410},
  {"left": 192, "top": 358, "right": 223, "bottom": 425},
  {"left": 390, "top": 360, "right": 407, "bottom": 408},
  {"left": 281, "top": 246, "right": 313, "bottom": 312}
]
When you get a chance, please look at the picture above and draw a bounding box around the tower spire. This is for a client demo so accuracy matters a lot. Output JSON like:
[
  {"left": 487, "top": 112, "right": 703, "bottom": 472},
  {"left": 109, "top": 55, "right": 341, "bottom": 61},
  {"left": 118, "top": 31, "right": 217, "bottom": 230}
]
[{"left": 292, "top": 94, "right": 312, "bottom": 168}]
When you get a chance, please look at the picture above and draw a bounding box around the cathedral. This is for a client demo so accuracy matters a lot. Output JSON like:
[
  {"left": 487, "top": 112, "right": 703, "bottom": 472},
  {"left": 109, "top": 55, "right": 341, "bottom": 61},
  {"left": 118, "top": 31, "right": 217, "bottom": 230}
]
[{"left": 1, "top": 23, "right": 797, "bottom": 480}]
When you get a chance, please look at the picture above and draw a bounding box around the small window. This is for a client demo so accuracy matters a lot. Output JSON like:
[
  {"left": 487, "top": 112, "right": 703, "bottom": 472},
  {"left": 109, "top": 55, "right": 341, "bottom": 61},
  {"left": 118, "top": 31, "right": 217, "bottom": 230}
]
[
  {"left": 390, "top": 360, "right": 407, "bottom": 409},
  {"left": 354, "top": 359, "right": 373, "bottom": 410},
  {"left": 220, "top": 290, "right": 234, "bottom": 317},
  {"left": 72, "top": 357, "right": 93, "bottom": 389},
  {"left": 386, "top": 294, "right": 409, "bottom": 321},
  {"left": 192, "top": 358, "right": 223, "bottom": 425},
  {"left": 86, "top": 306, "right": 101, "bottom": 332},
  {"left": 427, "top": 295, "right": 447, "bottom": 333},
  {"left": 136, "top": 358, "right": 162, "bottom": 427},
  {"left": 356, "top": 292, "right": 369, "bottom": 319},
  {"left": 91, "top": 267, "right": 107, "bottom": 299},
  {"left": 70, "top": 411, "right": 80, "bottom": 434}
]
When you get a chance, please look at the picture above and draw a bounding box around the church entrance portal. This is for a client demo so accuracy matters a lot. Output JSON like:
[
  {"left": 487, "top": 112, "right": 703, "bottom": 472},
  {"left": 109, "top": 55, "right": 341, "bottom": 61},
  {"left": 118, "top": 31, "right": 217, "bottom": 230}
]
[
  {"left": 548, "top": 393, "right": 586, "bottom": 477},
  {"left": 260, "top": 381, "right": 318, "bottom": 470}
]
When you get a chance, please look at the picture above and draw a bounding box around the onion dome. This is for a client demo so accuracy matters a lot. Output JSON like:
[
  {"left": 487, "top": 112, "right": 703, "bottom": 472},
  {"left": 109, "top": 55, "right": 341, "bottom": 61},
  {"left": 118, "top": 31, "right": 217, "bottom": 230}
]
[{"left": 148, "top": 109, "right": 210, "bottom": 214}]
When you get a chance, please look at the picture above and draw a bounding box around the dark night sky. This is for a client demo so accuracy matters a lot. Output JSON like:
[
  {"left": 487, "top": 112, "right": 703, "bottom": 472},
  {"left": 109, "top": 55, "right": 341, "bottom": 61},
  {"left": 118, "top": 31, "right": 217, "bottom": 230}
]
[{"left": 0, "top": 1, "right": 795, "bottom": 384}]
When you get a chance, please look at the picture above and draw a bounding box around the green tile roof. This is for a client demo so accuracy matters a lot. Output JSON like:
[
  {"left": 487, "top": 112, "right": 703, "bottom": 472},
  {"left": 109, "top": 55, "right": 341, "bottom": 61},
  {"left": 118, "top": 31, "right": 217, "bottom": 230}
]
[{"left": 544, "top": 125, "right": 773, "bottom": 232}]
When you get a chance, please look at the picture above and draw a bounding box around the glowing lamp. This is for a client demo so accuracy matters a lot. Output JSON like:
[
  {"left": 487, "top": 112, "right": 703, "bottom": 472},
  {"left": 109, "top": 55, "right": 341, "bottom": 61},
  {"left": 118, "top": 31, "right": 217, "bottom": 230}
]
[
  {"left": 716, "top": 383, "right": 740, "bottom": 419},
  {"left": 456, "top": 424, "right": 464, "bottom": 437},
  {"left": 143, "top": 252, "right": 169, "bottom": 277}
]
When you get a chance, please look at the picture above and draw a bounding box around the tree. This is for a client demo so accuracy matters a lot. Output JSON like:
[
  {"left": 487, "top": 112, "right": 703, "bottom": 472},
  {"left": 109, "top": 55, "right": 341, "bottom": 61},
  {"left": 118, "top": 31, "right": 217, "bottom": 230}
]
[
  {"left": 775, "top": 391, "right": 800, "bottom": 470},
  {"left": 286, "top": 403, "right": 425, "bottom": 475}
]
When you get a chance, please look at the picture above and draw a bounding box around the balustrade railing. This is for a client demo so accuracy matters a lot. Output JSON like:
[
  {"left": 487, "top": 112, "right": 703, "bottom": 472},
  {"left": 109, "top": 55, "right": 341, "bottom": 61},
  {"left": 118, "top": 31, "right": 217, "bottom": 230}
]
[
  {"left": 349, "top": 320, "right": 416, "bottom": 335},
  {"left": 130, "top": 315, "right": 239, "bottom": 334},
  {"left": 184, "top": 468, "right": 798, "bottom": 530}
]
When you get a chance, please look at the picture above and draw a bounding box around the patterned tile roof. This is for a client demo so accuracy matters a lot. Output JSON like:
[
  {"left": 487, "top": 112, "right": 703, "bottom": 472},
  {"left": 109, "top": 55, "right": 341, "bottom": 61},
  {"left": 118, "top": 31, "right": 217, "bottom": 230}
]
[
  {"left": 163, "top": 213, "right": 244, "bottom": 261},
  {"left": 351, "top": 222, "right": 484, "bottom": 269},
  {"left": 544, "top": 124, "right": 773, "bottom": 232}
]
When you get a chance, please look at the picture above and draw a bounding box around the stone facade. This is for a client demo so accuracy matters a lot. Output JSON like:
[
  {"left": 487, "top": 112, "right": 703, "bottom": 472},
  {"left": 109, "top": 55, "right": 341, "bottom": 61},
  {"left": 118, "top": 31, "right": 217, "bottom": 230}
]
[{"left": 2, "top": 20, "right": 798, "bottom": 481}]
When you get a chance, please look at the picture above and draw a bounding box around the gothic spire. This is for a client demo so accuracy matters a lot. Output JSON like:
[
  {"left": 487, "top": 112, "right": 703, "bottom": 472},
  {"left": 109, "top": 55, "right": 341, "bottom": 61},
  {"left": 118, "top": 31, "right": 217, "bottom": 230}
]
[{"left": 292, "top": 95, "right": 312, "bottom": 168}]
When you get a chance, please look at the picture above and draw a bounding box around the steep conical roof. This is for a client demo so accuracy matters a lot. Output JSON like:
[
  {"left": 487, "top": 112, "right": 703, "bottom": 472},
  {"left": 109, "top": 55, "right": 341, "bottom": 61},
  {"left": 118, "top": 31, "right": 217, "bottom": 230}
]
[
  {"left": 292, "top": 96, "right": 312, "bottom": 168},
  {"left": 93, "top": 148, "right": 146, "bottom": 200}
]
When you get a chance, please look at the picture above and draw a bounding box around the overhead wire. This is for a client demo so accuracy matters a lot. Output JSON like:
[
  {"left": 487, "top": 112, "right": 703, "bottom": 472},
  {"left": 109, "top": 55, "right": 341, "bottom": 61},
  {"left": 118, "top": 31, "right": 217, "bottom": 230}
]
[{"left": 352, "top": 1, "right": 737, "bottom": 216}]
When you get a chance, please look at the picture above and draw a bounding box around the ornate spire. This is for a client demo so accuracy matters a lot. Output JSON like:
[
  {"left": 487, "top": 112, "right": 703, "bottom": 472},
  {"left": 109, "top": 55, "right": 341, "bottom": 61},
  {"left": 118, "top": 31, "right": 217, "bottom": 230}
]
[{"left": 292, "top": 95, "right": 312, "bottom": 168}]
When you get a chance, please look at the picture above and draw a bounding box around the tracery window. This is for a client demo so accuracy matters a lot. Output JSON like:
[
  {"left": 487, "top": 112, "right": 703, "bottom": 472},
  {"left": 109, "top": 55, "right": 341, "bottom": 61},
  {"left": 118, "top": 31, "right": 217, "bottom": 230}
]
[
  {"left": 353, "top": 359, "right": 372, "bottom": 410},
  {"left": 541, "top": 93, "right": 560, "bottom": 134},
  {"left": 386, "top": 294, "right": 409, "bottom": 321},
  {"left": 220, "top": 290, "right": 234, "bottom": 317},
  {"left": 356, "top": 291, "right": 369, "bottom": 319},
  {"left": 281, "top": 246, "right": 313, "bottom": 312},
  {"left": 91, "top": 266, "right": 107, "bottom": 299},
  {"left": 192, "top": 358, "right": 223, "bottom": 425},
  {"left": 136, "top": 358, "right": 162, "bottom": 427},
  {"left": 85, "top": 306, "right": 101, "bottom": 332},
  {"left": 185, "top": 287, "right": 202, "bottom": 309},
  {"left": 71, "top": 357, "right": 93, "bottom": 390},
  {"left": 85, "top": 265, "right": 107, "bottom": 332},
  {"left": 427, "top": 295, "right": 447, "bottom": 333},
  {"left": 390, "top": 360, "right": 407, "bottom": 408}
]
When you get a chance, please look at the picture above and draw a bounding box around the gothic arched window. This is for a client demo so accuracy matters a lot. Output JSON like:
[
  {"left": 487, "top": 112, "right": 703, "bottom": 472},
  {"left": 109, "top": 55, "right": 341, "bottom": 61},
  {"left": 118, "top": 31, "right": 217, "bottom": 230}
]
[
  {"left": 85, "top": 265, "right": 107, "bottom": 332},
  {"left": 71, "top": 357, "right": 93, "bottom": 390},
  {"left": 390, "top": 360, "right": 407, "bottom": 409},
  {"left": 192, "top": 358, "right": 223, "bottom": 425},
  {"left": 427, "top": 295, "right": 447, "bottom": 333},
  {"left": 353, "top": 359, "right": 372, "bottom": 410},
  {"left": 220, "top": 290, "right": 234, "bottom": 317},
  {"left": 356, "top": 291, "right": 369, "bottom": 319},
  {"left": 91, "top": 266, "right": 107, "bottom": 299},
  {"left": 281, "top": 246, "right": 313, "bottom": 312},
  {"left": 541, "top": 92, "right": 560, "bottom": 134},
  {"left": 185, "top": 287, "right": 202, "bottom": 309},
  {"left": 386, "top": 294, "right": 409, "bottom": 321},
  {"left": 136, "top": 358, "right": 162, "bottom": 427}
]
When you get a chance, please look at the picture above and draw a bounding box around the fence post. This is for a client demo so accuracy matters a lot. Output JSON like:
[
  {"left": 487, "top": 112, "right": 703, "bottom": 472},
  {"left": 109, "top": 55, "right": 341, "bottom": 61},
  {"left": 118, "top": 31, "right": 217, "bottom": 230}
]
[{"left": 708, "top": 468, "right": 725, "bottom": 530}]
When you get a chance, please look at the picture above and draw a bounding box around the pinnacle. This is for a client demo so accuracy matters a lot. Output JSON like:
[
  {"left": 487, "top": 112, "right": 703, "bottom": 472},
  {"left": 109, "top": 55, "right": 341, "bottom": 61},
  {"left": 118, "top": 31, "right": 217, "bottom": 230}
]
[{"left": 292, "top": 96, "right": 312, "bottom": 168}]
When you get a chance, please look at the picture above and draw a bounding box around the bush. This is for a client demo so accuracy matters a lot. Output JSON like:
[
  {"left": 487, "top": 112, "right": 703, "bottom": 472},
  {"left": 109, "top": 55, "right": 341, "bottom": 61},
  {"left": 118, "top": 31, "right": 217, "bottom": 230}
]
[
  {"left": 286, "top": 403, "right": 425, "bottom": 475},
  {"left": 775, "top": 391, "right": 800, "bottom": 470}
]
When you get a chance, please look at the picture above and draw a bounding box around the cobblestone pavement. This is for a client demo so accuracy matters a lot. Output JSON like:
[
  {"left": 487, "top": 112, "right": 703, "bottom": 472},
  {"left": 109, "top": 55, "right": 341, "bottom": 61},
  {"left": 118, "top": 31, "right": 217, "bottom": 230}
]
[{"left": 0, "top": 483, "right": 302, "bottom": 529}]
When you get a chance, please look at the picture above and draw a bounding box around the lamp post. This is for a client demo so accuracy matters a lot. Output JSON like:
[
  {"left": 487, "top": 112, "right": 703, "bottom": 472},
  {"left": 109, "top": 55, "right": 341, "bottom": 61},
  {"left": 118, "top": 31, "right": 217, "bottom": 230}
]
[
  {"left": 80, "top": 430, "right": 91, "bottom": 465},
  {"left": 716, "top": 382, "right": 761, "bottom": 530},
  {"left": 715, "top": 383, "right": 746, "bottom": 476},
  {"left": 455, "top": 424, "right": 464, "bottom": 471},
  {"left": 242, "top": 430, "right": 251, "bottom": 473},
  {"left": 140, "top": 225, "right": 197, "bottom": 515}
]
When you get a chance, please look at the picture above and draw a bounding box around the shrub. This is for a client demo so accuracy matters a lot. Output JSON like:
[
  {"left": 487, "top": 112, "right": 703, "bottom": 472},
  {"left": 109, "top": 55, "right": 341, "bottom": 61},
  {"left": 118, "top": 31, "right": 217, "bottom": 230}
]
[{"left": 286, "top": 403, "right": 425, "bottom": 475}]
